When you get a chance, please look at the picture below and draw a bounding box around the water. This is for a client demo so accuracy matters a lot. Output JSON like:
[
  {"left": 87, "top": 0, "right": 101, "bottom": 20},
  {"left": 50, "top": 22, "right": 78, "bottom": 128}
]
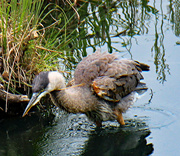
[{"left": 1, "top": 0, "right": 180, "bottom": 155}]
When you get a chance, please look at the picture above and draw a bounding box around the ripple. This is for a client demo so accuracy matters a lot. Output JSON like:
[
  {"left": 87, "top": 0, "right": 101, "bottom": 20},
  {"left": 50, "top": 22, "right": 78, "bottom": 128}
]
[{"left": 125, "top": 106, "right": 176, "bottom": 129}]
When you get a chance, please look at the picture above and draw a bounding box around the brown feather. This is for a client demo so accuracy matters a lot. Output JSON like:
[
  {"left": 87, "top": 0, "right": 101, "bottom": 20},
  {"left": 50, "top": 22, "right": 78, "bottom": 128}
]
[{"left": 74, "top": 50, "right": 149, "bottom": 104}]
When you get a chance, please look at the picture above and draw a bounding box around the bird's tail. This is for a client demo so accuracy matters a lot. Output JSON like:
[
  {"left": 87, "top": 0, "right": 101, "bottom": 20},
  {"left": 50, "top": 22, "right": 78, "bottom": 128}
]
[
  {"left": 135, "top": 82, "right": 148, "bottom": 95},
  {"left": 135, "top": 61, "right": 150, "bottom": 71}
]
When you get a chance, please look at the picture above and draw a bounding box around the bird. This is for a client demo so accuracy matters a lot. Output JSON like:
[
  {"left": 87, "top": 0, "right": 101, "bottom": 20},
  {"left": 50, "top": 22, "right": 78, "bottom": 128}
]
[{"left": 22, "top": 49, "right": 149, "bottom": 127}]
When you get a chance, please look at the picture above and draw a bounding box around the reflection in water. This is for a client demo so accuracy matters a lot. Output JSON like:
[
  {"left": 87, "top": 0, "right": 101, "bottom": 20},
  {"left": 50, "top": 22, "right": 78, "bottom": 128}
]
[
  {"left": 77, "top": 0, "right": 158, "bottom": 55},
  {"left": 167, "top": 1, "right": 180, "bottom": 38},
  {"left": 37, "top": 0, "right": 176, "bottom": 83},
  {"left": 114, "top": 0, "right": 158, "bottom": 57},
  {"left": 151, "top": 1, "right": 170, "bottom": 83},
  {"left": 0, "top": 114, "right": 55, "bottom": 156},
  {"left": 173, "top": 1, "right": 180, "bottom": 36},
  {"left": 42, "top": 0, "right": 173, "bottom": 83},
  {"left": 66, "top": 0, "right": 171, "bottom": 83},
  {"left": 35, "top": 113, "right": 153, "bottom": 156},
  {"left": 82, "top": 125, "right": 153, "bottom": 156}
]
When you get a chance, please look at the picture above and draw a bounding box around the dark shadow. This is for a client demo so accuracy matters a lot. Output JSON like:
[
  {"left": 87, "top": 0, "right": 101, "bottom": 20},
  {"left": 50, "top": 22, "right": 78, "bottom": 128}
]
[
  {"left": 0, "top": 114, "right": 55, "bottom": 156},
  {"left": 81, "top": 122, "right": 153, "bottom": 156}
]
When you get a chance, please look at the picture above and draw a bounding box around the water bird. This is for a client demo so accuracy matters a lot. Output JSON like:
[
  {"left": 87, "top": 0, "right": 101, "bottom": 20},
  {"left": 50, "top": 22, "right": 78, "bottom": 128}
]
[{"left": 22, "top": 50, "right": 149, "bottom": 127}]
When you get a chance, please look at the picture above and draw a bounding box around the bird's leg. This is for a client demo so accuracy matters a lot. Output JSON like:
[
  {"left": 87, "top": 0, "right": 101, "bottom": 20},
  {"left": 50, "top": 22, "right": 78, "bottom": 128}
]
[
  {"left": 114, "top": 110, "right": 125, "bottom": 126},
  {"left": 95, "top": 121, "right": 102, "bottom": 127}
]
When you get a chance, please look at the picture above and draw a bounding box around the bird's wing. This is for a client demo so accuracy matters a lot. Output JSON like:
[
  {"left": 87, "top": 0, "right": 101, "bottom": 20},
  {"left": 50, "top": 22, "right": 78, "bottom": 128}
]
[
  {"left": 91, "top": 75, "right": 137, "bottom": 102},
  {"left": 91, "top": 59, "right": 149, "bottom": 102},
  {"left": 74, "top": 51, "right": 149, "bottom": 102},
  {"left": 74, "top": 51, "right": 117, "bottom": 85}
]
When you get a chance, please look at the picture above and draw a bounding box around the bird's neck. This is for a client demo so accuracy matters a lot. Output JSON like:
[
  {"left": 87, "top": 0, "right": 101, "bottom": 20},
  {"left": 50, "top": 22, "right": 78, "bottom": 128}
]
[{"left": 50, "top": 86, "right": 97, "bottom": 113}]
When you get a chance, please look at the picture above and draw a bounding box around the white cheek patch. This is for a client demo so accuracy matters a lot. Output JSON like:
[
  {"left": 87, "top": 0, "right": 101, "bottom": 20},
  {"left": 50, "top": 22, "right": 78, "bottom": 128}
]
[{"left": 47, "top": 72, "right": 66, "bottom": 91}]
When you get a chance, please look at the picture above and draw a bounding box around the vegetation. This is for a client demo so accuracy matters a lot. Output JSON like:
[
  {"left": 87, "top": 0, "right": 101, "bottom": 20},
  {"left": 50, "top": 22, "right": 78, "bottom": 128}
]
[{"left": 0, "top": 0, "right": 66, "bottom": 115}]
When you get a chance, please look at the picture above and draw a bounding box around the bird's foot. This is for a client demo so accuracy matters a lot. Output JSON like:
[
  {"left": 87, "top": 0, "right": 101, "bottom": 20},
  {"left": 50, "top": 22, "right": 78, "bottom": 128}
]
[
  {"left": 95, "top": 121, "right": 102, "bottom": 127},
  {"left": 114, "top": 110, "right": 125, "bottom": 126}
]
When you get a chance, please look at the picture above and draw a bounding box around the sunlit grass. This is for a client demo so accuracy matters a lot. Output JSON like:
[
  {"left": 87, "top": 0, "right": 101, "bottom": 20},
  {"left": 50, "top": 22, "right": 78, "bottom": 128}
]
[
  {"left": 0, "top": 0, "right": 43, "bottom": 92},
  {"left": 0, "top": 0, "right": 72, "bottom": 95}
]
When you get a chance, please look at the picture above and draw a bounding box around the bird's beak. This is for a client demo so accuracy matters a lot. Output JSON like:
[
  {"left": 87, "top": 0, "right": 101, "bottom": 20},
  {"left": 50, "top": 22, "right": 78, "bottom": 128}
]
[{"left": 22, "top": 91, "right": 49, "bottom": 117}]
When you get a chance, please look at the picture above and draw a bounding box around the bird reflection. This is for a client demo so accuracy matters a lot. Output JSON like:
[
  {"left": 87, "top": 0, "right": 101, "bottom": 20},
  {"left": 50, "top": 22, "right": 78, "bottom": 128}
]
[{"left": 81, "top": 123, "right": 153, "bottom": 156}]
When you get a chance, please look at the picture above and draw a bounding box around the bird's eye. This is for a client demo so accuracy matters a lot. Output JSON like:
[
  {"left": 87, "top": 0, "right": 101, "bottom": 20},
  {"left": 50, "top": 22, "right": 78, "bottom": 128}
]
[{"left": 40, "top": 89, "right": 45, "bottom": 93}]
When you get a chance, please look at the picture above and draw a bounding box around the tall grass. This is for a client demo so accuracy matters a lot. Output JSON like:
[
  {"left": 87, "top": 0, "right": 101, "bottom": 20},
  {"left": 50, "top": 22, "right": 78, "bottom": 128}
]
[
  {"left": 0, "top": 0, "right": 45, "bottom": 111},
  {"left": 0, "top": 0, "right": 84, "bottom": 113}
]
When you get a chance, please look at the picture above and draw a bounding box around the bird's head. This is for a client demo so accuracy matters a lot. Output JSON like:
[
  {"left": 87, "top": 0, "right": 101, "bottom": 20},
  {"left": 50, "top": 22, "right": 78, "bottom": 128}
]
[{"left": 22, "top": 71, "right": 66, "bottom": 117}]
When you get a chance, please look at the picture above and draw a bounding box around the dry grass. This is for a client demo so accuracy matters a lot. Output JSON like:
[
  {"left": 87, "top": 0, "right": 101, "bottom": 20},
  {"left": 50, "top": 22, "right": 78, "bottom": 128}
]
[
  {"left": 0, "top": 0, "right": 58, "bottom": 112},
  {"left": 0, "top": 16, "right": 40, "bottom": 93},
  {"left": 0, "top": 0, "right": 83, "bottom": 114}
]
